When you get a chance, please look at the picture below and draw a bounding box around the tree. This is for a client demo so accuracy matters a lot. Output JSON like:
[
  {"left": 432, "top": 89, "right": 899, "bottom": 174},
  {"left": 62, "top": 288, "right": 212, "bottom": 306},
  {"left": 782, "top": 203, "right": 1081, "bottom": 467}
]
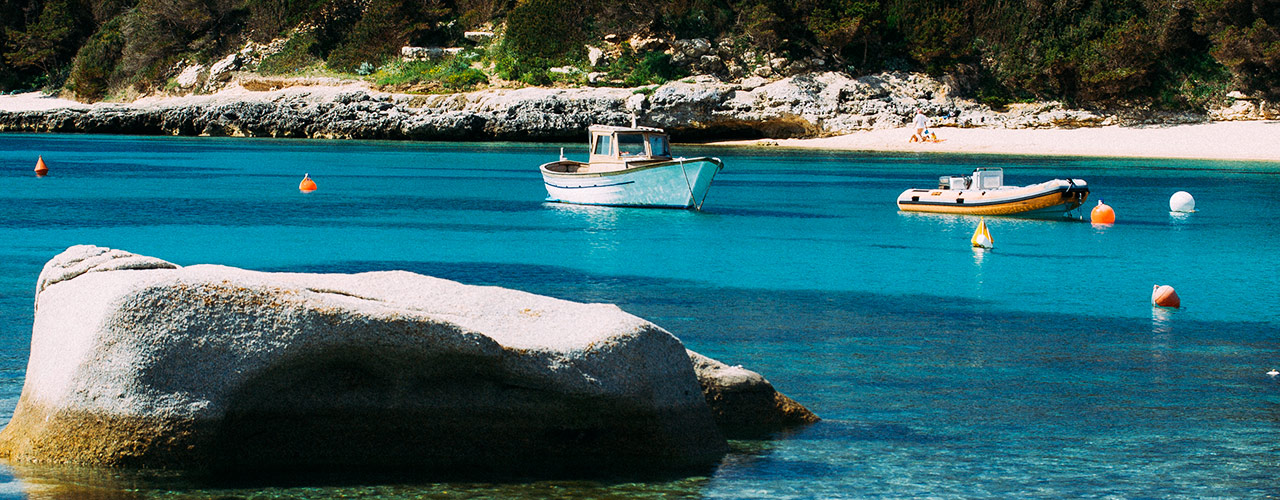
[
  {"left": 4, "top": 0, "right": 83, "bottom": 74},
  {"left": 738, "top": 2, "right": 784, "bottom": 53},
  {"left": 1193, "top": 0, "right": 1280, "bottom": 98},
  {"left": 68, "top": 15, "right": 125, "bottom": 100},
  {"left": 802, "top": 0, "right": 881, "bottom": 66},
  {"left": 503, "top": 0, "right": 588, "bottom": 63}
]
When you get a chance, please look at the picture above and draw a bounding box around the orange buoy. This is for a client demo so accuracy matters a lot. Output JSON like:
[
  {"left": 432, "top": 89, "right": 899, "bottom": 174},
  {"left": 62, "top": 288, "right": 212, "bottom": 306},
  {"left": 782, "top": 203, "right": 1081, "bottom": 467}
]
[
  {"left": 34, "top": 156, "right": 48, "bottom": 176},
  {"left": 299, "top": 173, "right": 317, "bottom": 193},
  {"left": 1091, "top": 200, "right": 1115, "bottom": 224},
  {"left": 1152, "top": 284, "right": 1180, "bottom": 308}
]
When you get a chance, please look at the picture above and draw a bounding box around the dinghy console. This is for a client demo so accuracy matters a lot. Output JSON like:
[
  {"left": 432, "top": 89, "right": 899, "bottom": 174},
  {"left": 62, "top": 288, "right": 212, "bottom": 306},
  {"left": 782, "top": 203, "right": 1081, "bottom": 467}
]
[{"left": 938, "top": 167, "right": 1005, "bottom": 190}]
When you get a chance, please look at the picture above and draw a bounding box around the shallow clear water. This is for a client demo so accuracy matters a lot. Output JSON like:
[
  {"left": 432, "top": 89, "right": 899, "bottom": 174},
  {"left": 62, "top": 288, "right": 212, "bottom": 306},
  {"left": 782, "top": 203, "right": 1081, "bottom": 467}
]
[{"left": 0, "top": 133, "right": 1277, "bottom": 499}]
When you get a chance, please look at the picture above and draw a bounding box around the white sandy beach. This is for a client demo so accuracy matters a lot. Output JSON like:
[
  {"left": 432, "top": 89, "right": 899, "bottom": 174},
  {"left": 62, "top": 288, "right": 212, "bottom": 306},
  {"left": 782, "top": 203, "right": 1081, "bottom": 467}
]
[
  {"left": 711, "top": 121, "right": 1280, "bottom": 162},
  {"left": 3, "top": 90, "right": 1277, "bottom": 162},
  {"left": 0, "top": 92, "right": 90, "bottom": 111}
]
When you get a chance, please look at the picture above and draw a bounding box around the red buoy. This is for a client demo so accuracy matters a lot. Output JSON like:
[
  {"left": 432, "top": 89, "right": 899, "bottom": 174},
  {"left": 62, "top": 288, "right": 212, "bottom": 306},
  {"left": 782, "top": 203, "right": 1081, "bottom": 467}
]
[
  {"left": 34, "top": 156, "right": 48, "bottom": 177},
  {"left": 1152, "top": 284, "right": 1180, "bottom": 308},
  {"left": 299, "top": 173, "right": 317, "bottom": 193},
  {"left": 1091, "top": 200, "right": 1115, "bottom": 225}
]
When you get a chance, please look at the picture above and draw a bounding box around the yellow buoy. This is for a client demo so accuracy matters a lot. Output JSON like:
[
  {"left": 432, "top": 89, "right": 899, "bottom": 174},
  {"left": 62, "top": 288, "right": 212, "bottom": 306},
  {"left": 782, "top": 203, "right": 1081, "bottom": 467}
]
[
  {"left": 299, "top": 173, "right": 317, "bottom": 193},
  {"left": 34, "top": 156, "right": 48, "bottom": 176},
  {"left": 1091, "top": 200, "right": 1115, "bottom": 225},
  {"left": 1152, "top": 284, "right": 1180, "bottom": 308},
  {"left": 971, "top": 217, "right": 993, "bottom": 249}
]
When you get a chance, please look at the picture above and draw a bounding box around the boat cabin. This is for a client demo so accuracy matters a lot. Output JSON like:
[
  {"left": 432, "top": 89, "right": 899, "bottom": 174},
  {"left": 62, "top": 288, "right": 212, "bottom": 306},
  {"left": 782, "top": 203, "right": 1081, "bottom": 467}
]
[
  {"left": 938, "top": 167, "right": 1004, "bottom": 190},
  {"left": 587, "top": 125, "right": 672, "bottom": 169},
  {"left": 541, "top": 125, "right": 677, "bottom": 174}
]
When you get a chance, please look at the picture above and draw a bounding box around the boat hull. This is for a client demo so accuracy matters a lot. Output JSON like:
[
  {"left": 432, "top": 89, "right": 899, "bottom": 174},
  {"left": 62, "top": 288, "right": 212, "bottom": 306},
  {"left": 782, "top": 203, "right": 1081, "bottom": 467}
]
[
  {"left": 897, "top": 179, "right": 1089, "bottom": 217},
  {"left": 541, "top": 157, "right": 724, "bottom": 208}
]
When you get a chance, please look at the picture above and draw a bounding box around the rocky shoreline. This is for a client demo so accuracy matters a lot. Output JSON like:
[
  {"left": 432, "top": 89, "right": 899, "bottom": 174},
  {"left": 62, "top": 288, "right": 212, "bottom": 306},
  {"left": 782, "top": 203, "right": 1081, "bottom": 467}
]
[{"left": 4, "top": 71, "right": 1271, "bottom": 142}]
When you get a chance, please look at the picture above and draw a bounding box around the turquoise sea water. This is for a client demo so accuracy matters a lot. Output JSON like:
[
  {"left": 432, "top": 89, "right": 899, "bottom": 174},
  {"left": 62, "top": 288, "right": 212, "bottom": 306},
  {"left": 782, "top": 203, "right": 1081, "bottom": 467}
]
[{"left": 0, "top": 133, "right": 1277, "bottom": 499}]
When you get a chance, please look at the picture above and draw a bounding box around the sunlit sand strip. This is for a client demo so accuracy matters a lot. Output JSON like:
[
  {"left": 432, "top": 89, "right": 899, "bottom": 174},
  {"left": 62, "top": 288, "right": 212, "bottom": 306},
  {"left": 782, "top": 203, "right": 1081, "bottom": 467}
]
[{"left": 708, "top": 121, "right": 1280, "bottom": 162}]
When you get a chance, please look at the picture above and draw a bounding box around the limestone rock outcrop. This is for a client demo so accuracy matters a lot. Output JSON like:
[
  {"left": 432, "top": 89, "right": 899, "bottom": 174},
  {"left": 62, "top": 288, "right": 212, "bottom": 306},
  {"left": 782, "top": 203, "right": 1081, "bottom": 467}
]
[
  {"left": 0, "top": 71, "right": 1131, "bottom": 141},
  {"left": 3, "top": 245, "right": 800, "bottom": 473}
]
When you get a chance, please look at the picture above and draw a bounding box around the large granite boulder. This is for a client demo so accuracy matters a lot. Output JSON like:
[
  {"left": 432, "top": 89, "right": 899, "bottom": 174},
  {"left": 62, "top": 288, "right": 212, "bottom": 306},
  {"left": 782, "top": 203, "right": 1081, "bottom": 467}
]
[{"left": 0, "top": 245, "right": 777, "bottom": 474}]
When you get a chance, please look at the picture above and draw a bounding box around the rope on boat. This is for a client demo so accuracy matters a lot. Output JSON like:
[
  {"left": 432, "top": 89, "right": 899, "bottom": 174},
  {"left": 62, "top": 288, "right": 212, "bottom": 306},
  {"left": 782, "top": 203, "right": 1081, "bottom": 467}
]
[{"left": 677, "top": 157, "right": 702, "bottom": 210}]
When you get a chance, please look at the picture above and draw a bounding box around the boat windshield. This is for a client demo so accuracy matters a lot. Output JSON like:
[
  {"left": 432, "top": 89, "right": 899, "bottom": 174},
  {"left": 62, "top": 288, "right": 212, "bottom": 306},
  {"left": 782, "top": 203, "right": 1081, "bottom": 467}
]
[
  {"left": 648, "top": 135, "right": 669, "bottom": 157},
  {"left": 617, "top": 134, "right": 646, "bottom": 156},
  {"left": 593, "top": 135, "right": 612, "bottom": 155}
]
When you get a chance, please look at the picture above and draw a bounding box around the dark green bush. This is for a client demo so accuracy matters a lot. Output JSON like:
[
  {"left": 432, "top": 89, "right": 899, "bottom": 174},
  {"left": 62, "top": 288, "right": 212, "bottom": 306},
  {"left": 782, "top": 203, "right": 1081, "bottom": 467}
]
[
  {"left": 374, "top": 58, "right": 488, "bottom": 90},
  {"left": 68, "top": 16, "right": 125, "bottom": 100},
  {"left": 804, "top": 0, "right": 882, "bottom": 65},
  {"left": 518, "top": 67, "right": 550, "bottom": 86},
  {"left": 257, "top": 31, "right": 321, "bottom": 74},
  {"left": 458, "top": 0, "right": 510, "bottom": 28},
  {"left": 325, "top": 0, "right": 457, "bottom": 73},
  {"left": 503, "top": 0, "right": 586, "bottom": 64},
  {"left": 326, "top": 0, "right": 410, "bottom": 72},
  {"left": 739, "top": 3, "right": 783, "bottom": 53},
  {"left": 3, "top": 0, "right": 89, "bottom": 75},
  {"left": 629, "top": 51, "right": 682, "bottom": 86},
  {"left": 602, "top": 47, "right": 685, "bottom": 87},
  {"left": 663, "top": 0, "right": 735, "bottom": 39},
  {"left": 1193, "top": 0, "right": 1280, "bottom": 99},
  {"left": 243, "top": 0, "right": 326, "bottom": 42}
]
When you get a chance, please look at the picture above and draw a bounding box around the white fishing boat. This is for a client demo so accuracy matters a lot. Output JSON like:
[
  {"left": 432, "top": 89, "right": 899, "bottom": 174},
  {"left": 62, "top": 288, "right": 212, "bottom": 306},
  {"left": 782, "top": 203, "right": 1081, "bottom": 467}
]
[
  {"left": 896, "top": 167, "right": 1089, "bottom": 218},
  {"left": 540, "top": 125, "right": 724, "bottom": 209}
]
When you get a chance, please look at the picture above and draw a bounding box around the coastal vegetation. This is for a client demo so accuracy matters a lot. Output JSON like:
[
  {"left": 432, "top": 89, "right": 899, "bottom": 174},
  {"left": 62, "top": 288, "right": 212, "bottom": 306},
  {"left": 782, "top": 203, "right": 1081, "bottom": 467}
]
[{"left": 1, "top": 0, "right": 1276, "bottom": 108}]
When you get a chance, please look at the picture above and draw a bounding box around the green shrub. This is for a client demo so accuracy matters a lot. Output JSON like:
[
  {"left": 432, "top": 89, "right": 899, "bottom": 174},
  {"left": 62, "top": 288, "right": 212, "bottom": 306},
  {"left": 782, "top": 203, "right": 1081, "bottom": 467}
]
[
  {"left": 458, "top": 0, "right": 507, "bottom": 29},
  {"left": 258, "top": 32, "right": 322, "bottom": 74},
  {"left": 373, "top": 58, "right": 488, "bottom": 90},
  {"left": 503, "top": 0, "right": 586, "bottom": 63},
  {"left": 806, "top": 0, "right": 882, "bottom": 65},
  {"left": 326, "top": 0, "right": 408, "bottom": 72},
  {"left": 492, "top": 48, "right": 522, "bottom": 81},
  {"left": 665, "top": 1, "right": 736, "bottom": 39},
  {"left": 325, "top": 0, "right": 459, "bottom": 73},
  {"left": 605, "top": 48, "right": 685, "bottom": 87},
  {"left": 1161, "top": 53, "right": 1231, "bottom": 110},
  {"left": 2, "top": 0, "right": 85, "bottom": 75},
  {"left": 244, "top": 0, "right": 327, "bottom": 43},
  {"left": 68, "top": 16, "right": 126, "bottom": 100},
  {"left": 518, "top": 67, "right": 550, "bottom": 86},
  {"left": 739, "top": 3, "right": 783, "bottom": 53}
]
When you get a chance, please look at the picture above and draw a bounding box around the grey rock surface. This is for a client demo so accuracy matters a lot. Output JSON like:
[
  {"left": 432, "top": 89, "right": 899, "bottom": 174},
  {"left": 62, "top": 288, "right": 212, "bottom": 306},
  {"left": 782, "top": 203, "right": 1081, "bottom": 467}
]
[
  {"left": 0, "top": 71, "right": 1144, "bottom": 141},
  {"left": 0, "top": 245, "right": 737, "bottom": 472},
  {"left": 688, "top": 351, "right": 820, "bottom": 437}
]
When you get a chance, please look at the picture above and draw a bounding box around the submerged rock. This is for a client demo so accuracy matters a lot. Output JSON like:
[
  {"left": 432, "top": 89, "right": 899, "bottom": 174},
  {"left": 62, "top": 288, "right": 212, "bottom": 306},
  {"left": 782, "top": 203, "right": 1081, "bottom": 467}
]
[{"left": 3, "top": 245, "right": 783, "bottom": 473}]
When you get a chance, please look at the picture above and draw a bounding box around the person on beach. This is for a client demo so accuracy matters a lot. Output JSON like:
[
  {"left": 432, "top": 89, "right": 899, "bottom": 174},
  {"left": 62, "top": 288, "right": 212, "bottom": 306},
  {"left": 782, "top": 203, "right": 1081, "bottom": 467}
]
[
  {"left": 909, "top": 109, "right": 944, "bottom": 143},
  {"left": 910, "top": 109, "right": 928, "bottom": 142}
]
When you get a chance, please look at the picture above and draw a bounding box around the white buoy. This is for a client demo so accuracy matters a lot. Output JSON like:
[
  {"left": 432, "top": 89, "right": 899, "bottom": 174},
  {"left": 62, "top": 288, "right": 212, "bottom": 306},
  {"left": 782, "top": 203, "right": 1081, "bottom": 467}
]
[{"left": 1170, "top": 191, "right": 1195, "bottom": 212}]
